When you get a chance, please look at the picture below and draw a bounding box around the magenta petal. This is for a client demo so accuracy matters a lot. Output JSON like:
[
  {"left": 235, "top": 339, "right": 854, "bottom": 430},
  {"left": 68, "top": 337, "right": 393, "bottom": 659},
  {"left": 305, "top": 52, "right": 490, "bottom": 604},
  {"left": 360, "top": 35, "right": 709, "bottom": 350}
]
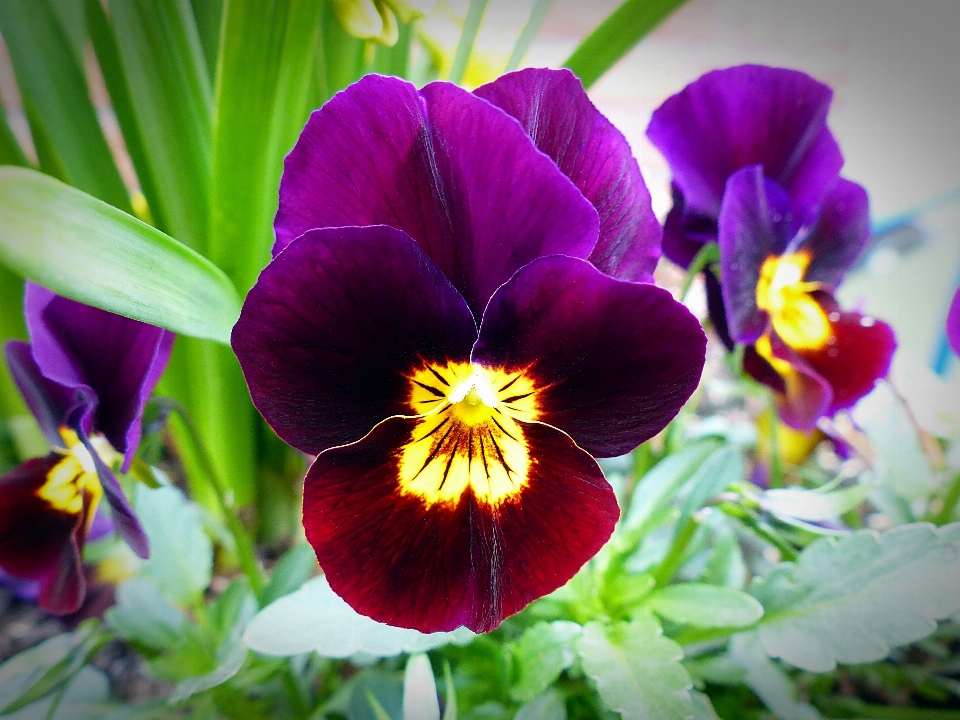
[
  {"left": 233, "top": 226, "right": 477, "bottom": 456},
  {"left": 802, "top": 179, "right": 871, "bottom": 288},
  {"left": 473, "top": 257, "right": 705, "bottom": 457},
  {"left": 949, "top": 286, "right": 960, "bottom": 357},
  {"left": 303, "top": 416, "right": 618, "bottom": 633},
  {"left": 475, "top": 68, "right": 660, "bottom": 282},
  {"left": 24, "top": 283, "right": 173, "bottom": 470},
  {"left": 718, "top": 166, "right": 796, "bottom": 344},
  {"left": 274, "top": 75, "right": 598, "bottom": 317},
  {"left": 647, "top": 64, "right": 843, "bottom": 220}
]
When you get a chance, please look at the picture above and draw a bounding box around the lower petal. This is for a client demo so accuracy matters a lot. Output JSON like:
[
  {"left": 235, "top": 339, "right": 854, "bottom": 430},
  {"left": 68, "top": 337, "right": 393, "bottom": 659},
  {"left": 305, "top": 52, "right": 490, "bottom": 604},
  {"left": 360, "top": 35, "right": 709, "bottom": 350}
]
[
  {"left": 750, "top": 334, "right": 832, "bottom": 431},
  {"left": 303, "top": 416, "right": 619, "bottom": 633}
]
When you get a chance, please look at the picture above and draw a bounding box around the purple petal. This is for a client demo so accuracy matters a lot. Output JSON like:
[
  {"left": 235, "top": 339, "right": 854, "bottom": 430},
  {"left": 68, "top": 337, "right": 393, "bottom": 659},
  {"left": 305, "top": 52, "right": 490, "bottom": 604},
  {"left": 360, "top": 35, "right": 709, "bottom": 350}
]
[
  {"left": 25, "top": 283, "right": 173, "bottom": 470},
  {"left": 802, "top": 179, "right": 871, "bottom": 289},
  {"left": 4, "top": 340, "right": 76, "bottom": 446},
  {"left": 274, "top": 75, "right": 598, "bottom": 317},
  {"left": 472, "top": 256, "right": 706, "bottom": 457},
  {"left": 475, "top": 68, "right": 660, "bottom": 282},
  {"left": 754, "top": 333, "right": 833, "bottom": 431},
  {"left": 233, "top": 225, "right": 478, "bottom": 456},
  {"left": 704, "top": 268, "right": 734, "bottom": 351},
  {"left": 647, "top": 64, "right": 843, "bottom": 220},
  {"left": 718, "top": 166, "right": 796, "bottom": 344},
  {"left": 661, "top": 188, "right": 718, "bottom": 269},
  {"left": 949, "top": 286, "right": 960, "bottom": 357}
]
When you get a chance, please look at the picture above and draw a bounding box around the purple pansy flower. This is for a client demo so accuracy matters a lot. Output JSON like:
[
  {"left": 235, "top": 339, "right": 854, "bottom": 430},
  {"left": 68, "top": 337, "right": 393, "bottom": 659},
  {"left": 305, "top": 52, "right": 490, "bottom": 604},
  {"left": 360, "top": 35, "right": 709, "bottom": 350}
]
[
  {"left": 0, "top": 284, "right": 173, "bottom": 614},
  {"left": 948, "top": 286, "right": 960, "bottom": 357},
  {"left": 233, "top": 70, "right": 706, "bottom": 633}
]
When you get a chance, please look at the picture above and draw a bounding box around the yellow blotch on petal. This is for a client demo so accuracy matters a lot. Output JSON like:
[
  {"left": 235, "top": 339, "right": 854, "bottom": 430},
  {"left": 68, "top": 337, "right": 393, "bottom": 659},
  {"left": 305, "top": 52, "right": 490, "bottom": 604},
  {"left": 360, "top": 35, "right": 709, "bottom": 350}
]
[
  {"left": 38, "top": 428, "right": 114, "bottom": 526},
  {"left": 756, "top": 250, "right": 831, "bottom": 350},
  {"left": 399, "top": 361, "right": 539, "bottom": 508}
]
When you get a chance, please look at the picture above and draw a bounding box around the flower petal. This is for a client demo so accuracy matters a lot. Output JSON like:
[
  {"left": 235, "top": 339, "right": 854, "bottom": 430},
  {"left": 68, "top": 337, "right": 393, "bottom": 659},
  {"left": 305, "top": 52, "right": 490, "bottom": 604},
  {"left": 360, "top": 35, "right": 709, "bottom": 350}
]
[
  {"left": 274, "top": 75, "right": 598, "bottom": 317},
  {"left": 83, "top": 431, "right": 149, "bottom": 559},
  {"left": 647, "top": 64, "right": 843, "bottom": 220},
  {"left": 4, "top": 340, "right": 75, "bottom": 447},
  {"left": 475, "top": 68, "right": 660, "bottom": 282},
  {"left": 949, "top": 286, "right": 960, "bottom": 356},
  {"left": 747, "top": 334, "right": 832, "bottom": 431},
  {"left": 38, "top": 540, "right": 85, "bottom": 615},
  {"left": 302, "top": 415, "right": 618, "bottom": 633},
  {"left": 24, "top": 283, "right": 173, "bottom": 470},
  {"left": 233, "top": 226, "right": 477, "bottom": 456},
  {"left": 802, "top": 179, "right": 871, "bottom": 288},
  {"left": 661, "top": 185, "right": 718, "bottom": 269},
  {"left": 472, "top": 256, "right": 706, "bottom": 457},
  {"left": 718, "top": 165, "right": 796, "bottom": 344}
]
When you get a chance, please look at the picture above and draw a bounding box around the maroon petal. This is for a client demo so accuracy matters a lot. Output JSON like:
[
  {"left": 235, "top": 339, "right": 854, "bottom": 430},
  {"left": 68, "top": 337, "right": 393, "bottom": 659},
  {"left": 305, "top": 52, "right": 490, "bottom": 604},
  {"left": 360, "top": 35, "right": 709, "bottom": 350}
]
[
  {"left": 303, "top": 415, "right": 618, "bottom": 633},
  {"left": 475, "top": 68, "right": 660, "bottom": 282},
  {"left": 647, "top": 64, "right": 843, "bottom": 220},
  {"left": 803, "top": 179, "right": 871, "bottom": 288},
  {"left": 38, "top": 540, "right": 85, "bottom": 615},
  {"left": 949, "top": 286, "right": 960, "bottom": 356},
  {"left": 472, "top": 257, "right": 705, "bottom": 458},
  {"left": 718, "top": 166, "right": 797, "bottom": 344},
  {"left": 274, "top": 75, "right": 598, "bottom": 317},
  {"left": 750, "top": 333, "right": 832, "bottom": 431},
  {"left": 24, "top": 283, "right": 173, "bottom": 471},
  {"left": 233, "top": 226, "right": 477, "bottom": 456}
]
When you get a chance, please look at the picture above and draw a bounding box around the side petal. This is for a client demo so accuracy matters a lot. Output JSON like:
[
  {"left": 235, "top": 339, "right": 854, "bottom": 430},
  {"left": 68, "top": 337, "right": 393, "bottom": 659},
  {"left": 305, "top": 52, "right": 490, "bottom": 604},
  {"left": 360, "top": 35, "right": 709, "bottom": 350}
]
[
  {"left": 472, "top": 256, "right": 706, "bottom": 458},
  {"left": 233, "top": 226, "right": 477, "bottom": 456},
  {"left": 302, "top": 416, "right": 619, "bottom": 633},
  {"left": 25, "top": 283, "right": 173, "bottom": 467},
  {"left": 949, "top": 286, "right": 960, "bottom": 357},
  {"left": 750, "top": 334, "right": 833, "bottom": 431},
  {"left": 718, "top": 166, "right": 796, "bottom": 344},
  {"left": 4, "top": 340, "right": 74, "bottom": 446},
  {"left": 662, "top": 186, "right": 719, "bottom": 269},
  {"left": 647, "top": 64, "right": 842, "bottom": 219},
  {"left": 802, "top": 179, "right": 871, "bottom": 289},
  {"left": 475, "top": 68, "right": 660, "bottom": 282},
  {"left": 274, "top": 75, "right": 598, "bottom": 317}
]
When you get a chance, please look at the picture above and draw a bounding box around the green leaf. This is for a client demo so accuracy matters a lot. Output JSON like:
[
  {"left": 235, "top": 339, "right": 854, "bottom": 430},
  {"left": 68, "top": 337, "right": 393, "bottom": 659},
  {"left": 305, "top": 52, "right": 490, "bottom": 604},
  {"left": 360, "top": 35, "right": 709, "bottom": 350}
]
[
  {"left": 441, "top": 661, "right": 457, "bottom": 720},
  {"left": 4, "top": 667, "right": 110, "bottom": 720},
  {"left": 752, "top": 522, "right": 960, "bottom": 671},
  {"left": 504, "top": 0, "right": 553, "bottom": 73},
  {"left": 0, "top": 105, "right": 29, "bottom": 167},
  {"left": 350, "top": 672, "right": 403, "bottom": 720},
  {"left": 0, "top": 0, "right": 131, "bottom": 211},
  {"left": 678, "top": 445, "right": 744, "bottom": 525},
  {"left": 105, "top": 579, "right": 188, "bottom": 651},
  {"left": 648, "top": 584, "right": 763, "bottom": 629},
  {"left": 108, "top": 0, "right": 212, "bottom": 249},
  {"left": 509, "top": 621, "right": 582, "bottom": 703},
  {"left": 403, "top": 655, "right": 440, "bottom": 720},
  {"left": 514, "top": 689, "right": 566, "bottom": 720},
  {"left": 562, "top": 0, "right": 688, "bottom": 89},
  {"left": 577, "top": 614, "right": 694, "bottom": 720},
  {"left": 261, "top": 543, "right": 318, "bottom": 606},
  {"left": 0, "top": 167, "right": 242, "bottom": 344},
  {"left": 728, "top": 633, "right": 821, "bottom": 720},
  {"left": 244, "top": 575, "right": 474, "bottom": 658},
  {"left": 448, "top": 0, "right": 489, "bottom": 85},
  {"left": 759, "top": 483, "right": 873, "bottom": 524},
  {"left": 690, "top": 691, "right": 721, "bottom": 720},
  {"left": 190, "top": 0, "right": 224, "bottom": 79},
  {"left": 134, "top": 484, "right": 214, "bottom": 603},
  {"left": 210, "top": 0, "right": 323, "bottom": 292}
]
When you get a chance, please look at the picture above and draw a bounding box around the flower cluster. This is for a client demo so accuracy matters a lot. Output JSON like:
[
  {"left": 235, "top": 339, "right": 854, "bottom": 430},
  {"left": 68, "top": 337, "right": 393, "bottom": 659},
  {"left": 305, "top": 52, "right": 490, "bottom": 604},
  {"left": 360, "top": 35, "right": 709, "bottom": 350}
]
[
  {"left": 233, "top": 68, "right": 707, "bottom": 632},
  {"left": 648, "top": 65, "right": 896, "bottom": 430},
  {"left": 0, "top": 285, "right": 172, "bottom": 614}
]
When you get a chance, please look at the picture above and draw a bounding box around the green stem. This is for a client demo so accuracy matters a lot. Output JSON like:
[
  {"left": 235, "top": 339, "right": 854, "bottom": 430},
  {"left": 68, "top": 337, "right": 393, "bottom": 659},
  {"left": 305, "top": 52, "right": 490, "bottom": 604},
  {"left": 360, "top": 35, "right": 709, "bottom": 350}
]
[
  {"left": 717, "top": 502, "right": 798, "bottom": 562},
  {"left": 157, "top": 398, "right": 264, "bottom": 599},
  {"left": 933, "top": 469, "right": 960, "bottom": 525},
  {"left": 652, "top": 516, "right": 698, "bottom": 586},
  {"left": 678, "top": 242, "right": 719, "bottom": 303},
  {"left": 448, "top": 0, "right": 489, "bottom": 84},
  {"left": 504, "top": 0, "right": 553, "bottom": 72},
  {"left": 767, "top": 399, "right": 784, "bottom": 489}
]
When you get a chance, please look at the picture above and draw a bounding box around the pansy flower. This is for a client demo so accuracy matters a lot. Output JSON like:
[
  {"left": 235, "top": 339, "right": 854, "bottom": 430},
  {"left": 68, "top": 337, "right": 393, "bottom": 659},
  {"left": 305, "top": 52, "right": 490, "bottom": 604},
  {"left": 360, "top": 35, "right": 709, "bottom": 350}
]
[
  {"left": 948, "top": 286, "right": 960, "bottom": 357},
  {"left": 233, "top": 70, "right": 705, "bottom": 633},
  {"left": 0, "top": 284, "right": 173, "bottom": 614}
]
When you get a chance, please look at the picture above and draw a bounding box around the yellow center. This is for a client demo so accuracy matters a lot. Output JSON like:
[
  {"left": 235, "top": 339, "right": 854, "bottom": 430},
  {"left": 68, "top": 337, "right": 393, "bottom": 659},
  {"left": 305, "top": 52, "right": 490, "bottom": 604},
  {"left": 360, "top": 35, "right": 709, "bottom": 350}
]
[
  {"left": 399, "top": 361, "right": 539, "bottom": 508},
  {"left": 38, "top": 427, "right": 112, "bottom": 526},
  {"left": 755, "top": 250, "right": 831, "bottom": 350}
]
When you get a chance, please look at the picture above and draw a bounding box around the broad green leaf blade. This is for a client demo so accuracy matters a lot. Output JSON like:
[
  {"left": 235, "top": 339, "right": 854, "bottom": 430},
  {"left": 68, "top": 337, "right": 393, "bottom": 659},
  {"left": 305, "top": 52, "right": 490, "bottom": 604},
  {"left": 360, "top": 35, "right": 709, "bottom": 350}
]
[
  {"left": 244, "top": 575, "right": 475, "bottom": 658},
  {"left": 562, "top": 0, "right": 688, "bottom": 89},
  {"left": 509, "top": 621, "right": 582, "bottom": 703},
  {"left": 677, "top": 444, "right": 744, "bottom": 525},
  {"left": 752, "top": 522, "right": 960, "bottom": 671},
  {"left": 0, "top": 105, "right": 29, "bottom": 167},
  {"left": 0, "top": 0, "right": 131, "bottom": 211},
  {"left": 0, "top": 263, "right": 27, "bottom": 417},
  {"left": 728, "top": 633, "right": 821, "bottom": 720},
  {"left": 403, "top": 655, "right": 440, "bottom": 720},
  {"left": 0, "top": 168, "right": 241, "bottom": 344},
  {"left": 648, "top": 584, "right": 763, "bottom": 629},
  {"left": 190, "top": 0, "right": 224, "bottom": 79},
  {"left": 109, "top": 0, "right": 212, "bottom": 249},
  {"left": 210, "top": 0, "right": 323, "bottom": 292},
  {"left": 578, "top": 614, "right": 694, "bottom": 720}
]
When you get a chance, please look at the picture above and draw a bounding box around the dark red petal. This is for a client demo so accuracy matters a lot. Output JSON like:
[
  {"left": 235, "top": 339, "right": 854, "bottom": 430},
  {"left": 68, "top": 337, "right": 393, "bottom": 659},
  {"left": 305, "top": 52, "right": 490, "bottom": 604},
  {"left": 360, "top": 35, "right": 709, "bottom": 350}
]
[
  {"left": 38, "top": 539, "right": 85, "bottom": 615},
  {"left": 475, "top": 68, "right": 660, "bottom": 282},
  {"left": 748, "top": 334, "right": 832, "bottom": 431},
  {"left": 472, "top": 257, "right": 705, "bottom": 458},
  {"left": 303, "top": 416, "right": 619, "bottom": 633},
  {"left": 233, "top": 226, "right": 477, "bottom": 455}
]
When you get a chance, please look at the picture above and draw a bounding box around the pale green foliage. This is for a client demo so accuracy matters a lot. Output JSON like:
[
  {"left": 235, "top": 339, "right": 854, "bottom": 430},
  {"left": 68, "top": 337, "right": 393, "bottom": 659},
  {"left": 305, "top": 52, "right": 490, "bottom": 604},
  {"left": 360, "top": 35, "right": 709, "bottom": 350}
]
[
  {"left": 509, "top": 621, "right": 582, "bottom": 702},
  {"left": 403, "top": 654, "right": 440, "bottom": 720},
  {"left": 647, "top": 584, "right": 763, "bottom": 629}
]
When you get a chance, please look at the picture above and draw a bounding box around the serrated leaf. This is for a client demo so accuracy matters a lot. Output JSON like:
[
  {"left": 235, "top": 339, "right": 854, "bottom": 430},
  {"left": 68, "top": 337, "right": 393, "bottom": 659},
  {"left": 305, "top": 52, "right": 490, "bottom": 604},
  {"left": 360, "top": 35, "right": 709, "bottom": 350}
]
[
  {"left": 244, "top": 575, "right": 475, "bottom": 658},
  {"left": 509, "top": 621, "right": 582, "bottom": 703},
  {"left": 261, "top": 543, "right": 318, "bottom": 606},
  {"left": 728, "top": 633, "right": 821, "bottom": 720},
  {"left": 752, "top": 522, "right": 960, "bottom": 671},
  {"left": 514, "top": 689, "right": 566, "bottom": 720},
  {"left": 577, "top": 614, "right": 694, "bottom": 720},
  {"left": 648, "top": 584, "right": 763, "bottom": 629},
  {"left": 0, "top": 167, "right": 241, "bottom": 344},
  {"left": 106, "top": 579, "right": 187, "bottom": 651},
  {"left": 689, "top": 691, "right": 721, "bottom": 720}
]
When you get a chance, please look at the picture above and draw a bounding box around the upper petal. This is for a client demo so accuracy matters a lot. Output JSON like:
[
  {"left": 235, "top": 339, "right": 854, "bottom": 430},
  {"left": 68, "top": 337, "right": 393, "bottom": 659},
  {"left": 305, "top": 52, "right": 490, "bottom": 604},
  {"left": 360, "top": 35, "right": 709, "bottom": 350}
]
[
  {"left": 302, "top": 415, "right": 618, "bottom": 633},
  {"left": 233, "top": 225, "right": 477, "bottom": 456},
  {"left": 718, "top": 166, "right": 797, "bottom": 344},
  {"left": 647, "top": 64, "right": 843, "bottom": 219},
  {"left": 24, "top": 283, "right": 173, "bottom": 471},
  {"left": 802, "top": 179, "right": 871, "bottom": 289},
  {"left": 949, "top": 286, "right": 960, "bottom": 356},
  {"left": 472, "top": 256, "right": 706, "bottom": 458},
  {"left": 274, "top": 74, "right": 599, "bottom": 317},
  {"left": 475, "top": 68, "right": 660, "bottom": 282}
]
